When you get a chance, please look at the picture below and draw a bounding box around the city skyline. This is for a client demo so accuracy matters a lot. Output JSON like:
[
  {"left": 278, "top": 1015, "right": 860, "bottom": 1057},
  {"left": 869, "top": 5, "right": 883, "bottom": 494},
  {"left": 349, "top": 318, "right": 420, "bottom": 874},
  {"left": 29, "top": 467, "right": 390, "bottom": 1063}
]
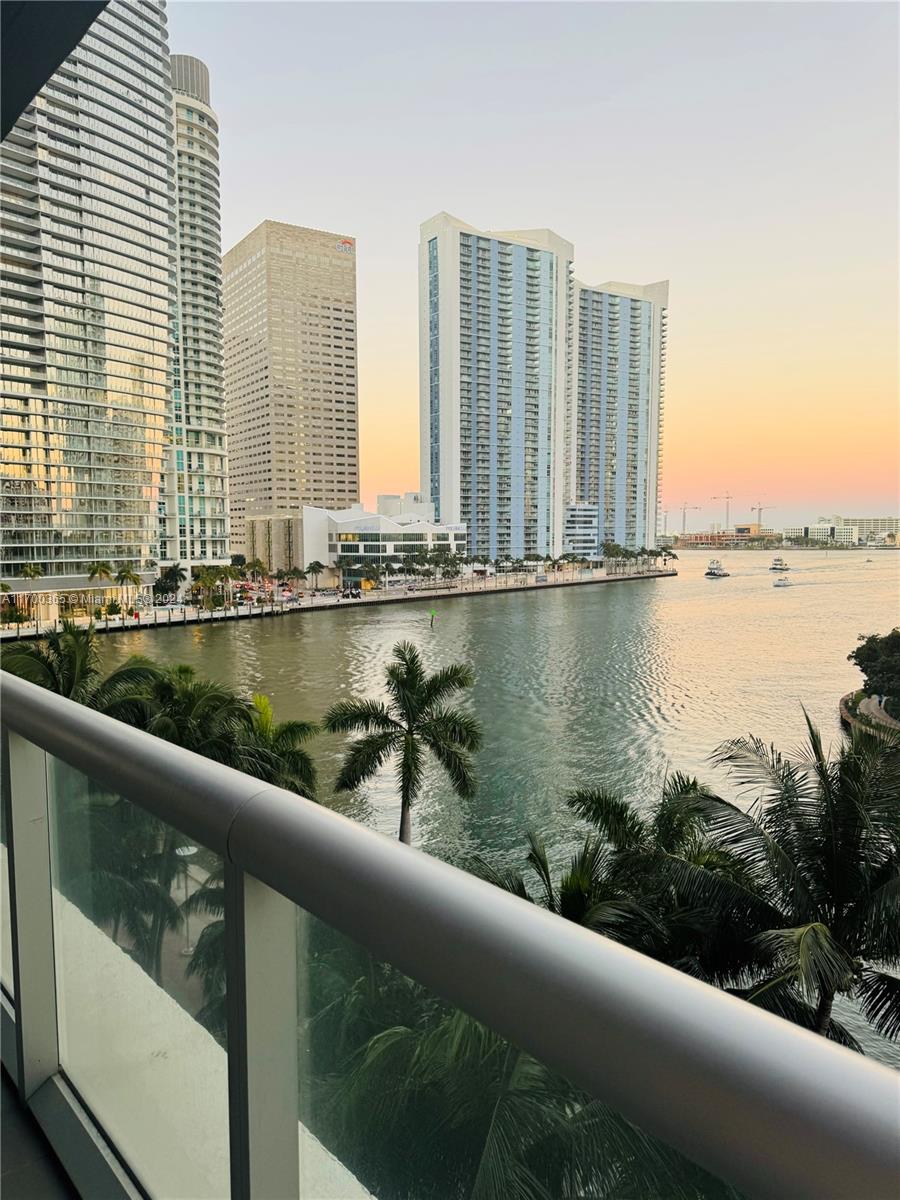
[{"left": 169, "top": 0, "right": 899, "bottom": 529}]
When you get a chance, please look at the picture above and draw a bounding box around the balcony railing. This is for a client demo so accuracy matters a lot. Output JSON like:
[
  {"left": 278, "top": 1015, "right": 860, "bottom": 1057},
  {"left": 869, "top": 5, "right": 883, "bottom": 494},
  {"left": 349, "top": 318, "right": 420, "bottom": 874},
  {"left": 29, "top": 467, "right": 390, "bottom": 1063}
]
[{"left": 0, "top": 672, "right": 897, "bottom": 1200}]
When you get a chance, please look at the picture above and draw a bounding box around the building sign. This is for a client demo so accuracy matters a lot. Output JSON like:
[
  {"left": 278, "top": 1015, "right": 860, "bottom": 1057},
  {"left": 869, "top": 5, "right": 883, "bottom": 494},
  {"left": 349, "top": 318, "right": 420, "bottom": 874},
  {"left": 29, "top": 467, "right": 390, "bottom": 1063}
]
[{"left": 335, "top": 239, "right": 354, "bottom": 254}]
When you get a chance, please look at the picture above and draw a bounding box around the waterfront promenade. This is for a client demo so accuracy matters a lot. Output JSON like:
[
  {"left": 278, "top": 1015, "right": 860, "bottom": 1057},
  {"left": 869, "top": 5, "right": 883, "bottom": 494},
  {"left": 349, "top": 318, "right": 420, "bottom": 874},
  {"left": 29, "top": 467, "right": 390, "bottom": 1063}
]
[
  {"left": 839, "top": 692, "right": 900, "bottom": 734},
  {"left": 0, "top": 566, "right": 676, "bottom": 641}
]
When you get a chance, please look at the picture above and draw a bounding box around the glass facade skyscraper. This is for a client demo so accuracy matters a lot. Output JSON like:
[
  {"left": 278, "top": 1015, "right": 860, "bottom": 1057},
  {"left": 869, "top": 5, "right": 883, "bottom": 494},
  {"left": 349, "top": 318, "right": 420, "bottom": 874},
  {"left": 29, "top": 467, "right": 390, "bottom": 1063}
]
[
  {"left": 420, "top": 213, "right": 573, "bottom": 560},
  {"left": 420, "top": 214, "right": 668, "bottom": 558},
  {"left": 0, "top": 0, "right": 174, "bottom": 598},
  {"left": 572, "top": 281, "right": 668, "bottom": 551},
  {"left": 160, "top": 54, "right": 229, "bottom": 575}
]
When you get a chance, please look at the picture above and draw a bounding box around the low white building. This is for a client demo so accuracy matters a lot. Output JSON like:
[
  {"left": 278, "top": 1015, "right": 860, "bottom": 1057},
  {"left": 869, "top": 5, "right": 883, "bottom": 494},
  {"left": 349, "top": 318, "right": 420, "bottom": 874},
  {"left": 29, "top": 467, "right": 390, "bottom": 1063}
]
[
  {"left": 821, "top": 515, "right": 899, "bottom": 542},
  {"left": 245, "top": 503, "right": 467, "bottom": 578},
  {"left": 783, "top": 523, "right": 859, "bottom": 546},
  {"left": 564, "top": 504, "right": 602, "bottom": 559}
]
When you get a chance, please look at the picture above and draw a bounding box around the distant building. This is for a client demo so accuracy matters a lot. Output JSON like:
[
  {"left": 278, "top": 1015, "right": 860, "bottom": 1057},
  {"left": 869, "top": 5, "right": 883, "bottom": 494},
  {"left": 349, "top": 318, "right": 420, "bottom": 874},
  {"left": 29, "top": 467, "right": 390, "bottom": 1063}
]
[
  {"left": 571, "top": 281, "right": 668, "bottom": 552},
  {"left": 678, "top": 524, "right": 778, "bottom": 548},
  {"left": 821, "top": 515, "right": 899, "bottom": 542},
  {"left": 783, "top": 524, "right": 859, "bottom": 546},
  {"left": 160, "top": 55, "right": 230, "bottom": 576},
  {"left": 245, "top": 502, "right": 467, "bottom": 578},
  {"left": 564, "top": 504, "right": 602, "bottom": 559},
  {"left": 419, "top": 212, "right": 574, "bottom": 561},
  {"left": 223, "top": 221, "right": 360, "bottom": 553}
]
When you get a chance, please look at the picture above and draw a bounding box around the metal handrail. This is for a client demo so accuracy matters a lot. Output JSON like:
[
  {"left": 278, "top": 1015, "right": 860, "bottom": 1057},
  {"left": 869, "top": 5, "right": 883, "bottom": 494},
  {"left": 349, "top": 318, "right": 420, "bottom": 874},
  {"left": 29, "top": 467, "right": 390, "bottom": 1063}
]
[{"left": 2, "top": 672, "right": 898, "bottom": 1200}]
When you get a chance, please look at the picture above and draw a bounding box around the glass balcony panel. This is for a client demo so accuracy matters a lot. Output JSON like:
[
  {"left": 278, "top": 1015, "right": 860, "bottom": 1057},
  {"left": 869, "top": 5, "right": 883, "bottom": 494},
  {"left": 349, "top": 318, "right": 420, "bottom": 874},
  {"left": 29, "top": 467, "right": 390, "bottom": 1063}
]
[
  {"left": 47, "top": 756, "right": 230, "bottom": 1199},
  {"left": 296, "top": 910, "right": 737, "bottom": 1200}
]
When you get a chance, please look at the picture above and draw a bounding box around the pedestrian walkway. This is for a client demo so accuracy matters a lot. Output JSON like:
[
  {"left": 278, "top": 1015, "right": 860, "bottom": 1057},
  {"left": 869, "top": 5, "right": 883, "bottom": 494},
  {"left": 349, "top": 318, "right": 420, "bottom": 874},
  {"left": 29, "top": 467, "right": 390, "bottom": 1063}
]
[
  {"left": 858, "top": 696, "right": 900, "bottom": 730},
  {"left": 0, "top": 567, "right": 677, "bottom": 642}
]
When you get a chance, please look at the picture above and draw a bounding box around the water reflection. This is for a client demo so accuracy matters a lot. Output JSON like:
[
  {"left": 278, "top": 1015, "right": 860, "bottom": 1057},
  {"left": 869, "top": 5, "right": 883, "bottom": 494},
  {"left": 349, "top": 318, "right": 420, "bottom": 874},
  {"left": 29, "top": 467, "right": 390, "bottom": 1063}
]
[{"left": 102, "top": 551, "right": 898, "bottom": 871}]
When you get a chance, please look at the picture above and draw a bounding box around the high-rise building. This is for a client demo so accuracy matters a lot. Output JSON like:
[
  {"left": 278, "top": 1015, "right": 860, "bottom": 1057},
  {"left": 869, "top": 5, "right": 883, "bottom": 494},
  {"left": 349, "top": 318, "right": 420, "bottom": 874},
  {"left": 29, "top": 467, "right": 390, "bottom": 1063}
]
[
  {"left": 223, "top": 221, "right": 359, "bottom": 553},
  {"left": 419, "top": 213, "right": 574, "bottom": 560},
  {"left": 569, "top": 281, "right": 668, "bottom": 552},
  {"left": 160, "top": 54, "right": 229, "bottom": 577},
  {"left": 0, "top": 0, "right": 175, "bottom": 610}
]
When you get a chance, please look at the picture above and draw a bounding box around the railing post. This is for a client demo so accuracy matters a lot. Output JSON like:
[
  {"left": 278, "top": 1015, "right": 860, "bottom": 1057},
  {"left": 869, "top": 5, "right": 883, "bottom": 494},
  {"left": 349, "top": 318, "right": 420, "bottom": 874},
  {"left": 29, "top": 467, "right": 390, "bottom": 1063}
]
[
  {"left": 224, "top": 863, "right": 300, "bottom": 1200},
  {"left": 5, "top": 730, "right": 59, "bottom": 1100}
]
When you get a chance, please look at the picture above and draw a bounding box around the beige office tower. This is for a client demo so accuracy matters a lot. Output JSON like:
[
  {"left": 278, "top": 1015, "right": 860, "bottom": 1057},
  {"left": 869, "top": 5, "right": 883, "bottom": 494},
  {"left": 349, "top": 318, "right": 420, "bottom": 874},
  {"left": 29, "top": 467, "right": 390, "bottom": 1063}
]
[{"left": 223, "top": 221, "right": 360, "bottom": 553}]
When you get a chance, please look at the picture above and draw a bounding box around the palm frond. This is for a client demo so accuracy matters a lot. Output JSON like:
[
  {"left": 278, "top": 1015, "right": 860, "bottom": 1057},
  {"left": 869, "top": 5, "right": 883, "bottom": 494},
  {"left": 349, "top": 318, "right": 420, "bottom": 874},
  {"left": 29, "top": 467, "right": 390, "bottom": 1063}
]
[
  {"left": 565, "top": 788, "right": 647, "bottom": 849},
  {"left": 323, "top": 698, "right": 399, "bottom": 735},
  {"left": 334, "top": 731, "right": 399, "bottom": 793},
  {"left": 419, "top": 663, "right": 476, "bottom": 713},
  {"left": 420, "top": 721, "right": 478, "bottom": 799},
  {"left": 524, "top": 833, "right": 556, "bottom": 912},
  {"left": 469, "top": 856, "right": 532, "bottom": 901},
  {"left": 857, "top": 968, "right": 900, "bottom": 1040},
  {"left": 752, "top": 922, "right": 855, "bottom": 1003}
]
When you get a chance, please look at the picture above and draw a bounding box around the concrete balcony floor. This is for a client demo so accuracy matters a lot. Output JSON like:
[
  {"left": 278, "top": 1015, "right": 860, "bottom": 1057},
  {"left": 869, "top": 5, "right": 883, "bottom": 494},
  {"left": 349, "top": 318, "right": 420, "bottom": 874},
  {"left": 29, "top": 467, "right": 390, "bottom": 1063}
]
[{"left": 1, "top": 1070, "right": 76, "bottom": 1199}]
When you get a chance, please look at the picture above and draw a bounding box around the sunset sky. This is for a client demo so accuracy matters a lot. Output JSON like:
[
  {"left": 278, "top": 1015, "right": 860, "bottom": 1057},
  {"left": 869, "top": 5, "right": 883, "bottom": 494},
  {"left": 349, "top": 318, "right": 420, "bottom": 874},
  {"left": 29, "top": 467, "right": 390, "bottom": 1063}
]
[{"left": 169, "top": 1, "right": 899, "bottom": 531}]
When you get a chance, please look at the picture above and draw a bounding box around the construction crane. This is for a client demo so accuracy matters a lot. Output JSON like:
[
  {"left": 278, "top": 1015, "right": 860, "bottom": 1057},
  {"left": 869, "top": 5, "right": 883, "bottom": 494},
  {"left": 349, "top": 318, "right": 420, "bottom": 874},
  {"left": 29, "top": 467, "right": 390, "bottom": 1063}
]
[
  {"left": 711, "top": 492, "right": 734, "bottom": 530},
  {"left": 680, "top": 502, "right": 701, "bottom": 534},
  {"left": 751, "top": 501, "right": 775, "bottom": 529}
]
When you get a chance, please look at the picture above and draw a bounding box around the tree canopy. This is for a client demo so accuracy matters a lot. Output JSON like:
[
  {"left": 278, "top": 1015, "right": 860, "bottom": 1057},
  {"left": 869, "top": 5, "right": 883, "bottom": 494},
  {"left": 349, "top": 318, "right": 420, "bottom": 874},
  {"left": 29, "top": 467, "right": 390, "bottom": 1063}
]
[{"left": 849, "top": 628, "right": 900, "bottom": 701}]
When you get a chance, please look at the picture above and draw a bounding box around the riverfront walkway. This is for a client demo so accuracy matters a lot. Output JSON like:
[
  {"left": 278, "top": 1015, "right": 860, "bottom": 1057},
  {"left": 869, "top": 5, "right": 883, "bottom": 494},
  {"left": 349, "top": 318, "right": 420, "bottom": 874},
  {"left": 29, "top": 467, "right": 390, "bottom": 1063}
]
[
  {"left": 0, "top": 567, "right": 677, "bottom": 642},
  {"left": 857, "top": 696, "right": 900, "bottom": 730},
  {"left": 839, "top": 692, "right": 900, "bottom": 734}
]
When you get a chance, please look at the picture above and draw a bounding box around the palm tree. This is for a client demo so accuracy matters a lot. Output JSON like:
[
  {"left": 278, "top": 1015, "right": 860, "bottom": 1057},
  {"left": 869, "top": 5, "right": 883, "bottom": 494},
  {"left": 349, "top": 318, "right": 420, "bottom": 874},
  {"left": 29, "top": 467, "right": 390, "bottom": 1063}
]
[
  {"left": 217, "top": 564, "right": 243, "bottom": 607},
  {"left": 182, "top": 863, "right": 227, "bottom": 1042},
  {"left": 1, "top": 620, "right": 159, "bottom": 719},
  {"left": 473, "top": 831, "right": 657, "bottom": 948},
  {"left": 154, "top": 562, "right": 188, "bottom": 604},
  {"left": 306, "top": 930, "right": 732, "bottom": 1200},
  {"left": 573, "top": 719, "right": 900, "bottom": 1048},
  {"left": 115, "top": 564, "right": 141, "bottom": 610},
  {"left": 53, "top": 789, "right": 182, "bottom": 979},
  {"left": 193, "top": 567, "right": 221, "bottom": 611},
  {"left": 87, "top": 560, "right": 113, "bottom": 586},
  {"left": 668, "top": 718, "right": 900, "bottom": 1043},
  {"left": 244, "top": 557, "right": 268, "bottom": 584},
  {"left": 16, "top": 563, "right": 43, "bottom": 620},
  {"left": 401, "top": 554, "right": 419, "bottom": 582},
  {"left": 306, "top": 560, "right": 326, "bottom": 591},
  {"left": 361, "top": 563, "right": 380, "bottom": 589},
  {"left": 243, "top": 693, "right": 317, "bottom": 798},
  {"left": 562, "top": 773, "right": 767, "bottom": 990},
  {"left": 323, "top": 641, "right": 481, "bottom": 844}
]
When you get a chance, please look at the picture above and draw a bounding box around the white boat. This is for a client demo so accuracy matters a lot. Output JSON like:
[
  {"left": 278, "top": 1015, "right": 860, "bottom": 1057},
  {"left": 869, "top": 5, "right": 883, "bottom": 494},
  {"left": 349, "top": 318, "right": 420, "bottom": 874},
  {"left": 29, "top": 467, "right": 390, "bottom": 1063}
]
[
  {"left": 769, "top": 556, "right": 790, "bottom": 572},
  {"left": 773, "top": 575, "right": 791, "bottom": 588},
  {"left": 705, "top": 559, "right": 730, "bottom": 578}
]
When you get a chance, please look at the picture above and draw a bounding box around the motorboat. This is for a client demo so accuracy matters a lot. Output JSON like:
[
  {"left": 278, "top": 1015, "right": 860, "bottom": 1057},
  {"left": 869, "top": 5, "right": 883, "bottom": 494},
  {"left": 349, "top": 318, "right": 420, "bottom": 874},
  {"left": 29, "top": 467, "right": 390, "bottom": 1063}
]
[
  {"left": 773, "top": 575, "right": 791, "bottom": 588},
  {"left": 769, "top": 556, "right": 790, "bottom": 571},
  {"left": 705, "top": 559, "right": 730, "bottom": 578}
]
